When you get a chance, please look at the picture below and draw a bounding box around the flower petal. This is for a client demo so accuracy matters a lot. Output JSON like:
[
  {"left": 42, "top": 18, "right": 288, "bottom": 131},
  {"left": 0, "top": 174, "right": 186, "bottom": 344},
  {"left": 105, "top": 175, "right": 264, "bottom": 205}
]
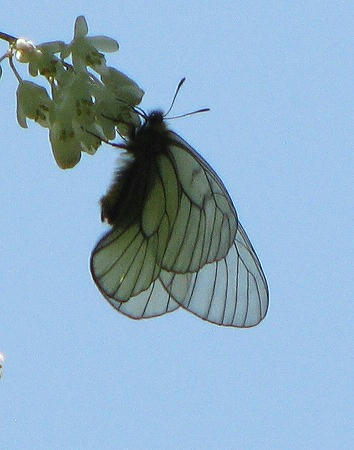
[
  {"left": 74, "top": 16, "right": 88, "bottom": 38},
  {"left": 88, "top": 36, "right": 119, "bottom": 52}
]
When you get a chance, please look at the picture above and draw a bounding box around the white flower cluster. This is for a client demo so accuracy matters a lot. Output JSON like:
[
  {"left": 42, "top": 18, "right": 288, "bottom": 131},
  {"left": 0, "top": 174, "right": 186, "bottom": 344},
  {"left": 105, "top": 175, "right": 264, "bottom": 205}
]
[{"left": 2, "top": 16, "right": 144, "bottom": 168}]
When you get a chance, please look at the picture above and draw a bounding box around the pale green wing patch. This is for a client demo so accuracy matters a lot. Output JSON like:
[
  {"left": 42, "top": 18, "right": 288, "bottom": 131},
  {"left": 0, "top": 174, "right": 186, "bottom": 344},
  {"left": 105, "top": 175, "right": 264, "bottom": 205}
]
[
  {"left": 91, "top": 223, "right": 162, "bottom": 301},
  {"left": 160, "top": 133, "right": 238, "bottom": 273}
]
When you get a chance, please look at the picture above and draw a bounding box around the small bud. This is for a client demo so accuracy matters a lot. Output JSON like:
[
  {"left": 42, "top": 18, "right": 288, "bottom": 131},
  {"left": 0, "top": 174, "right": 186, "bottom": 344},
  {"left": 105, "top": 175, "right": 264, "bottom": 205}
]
[{"left": 15, "top": 38, "right": 42, "bottom": 63}]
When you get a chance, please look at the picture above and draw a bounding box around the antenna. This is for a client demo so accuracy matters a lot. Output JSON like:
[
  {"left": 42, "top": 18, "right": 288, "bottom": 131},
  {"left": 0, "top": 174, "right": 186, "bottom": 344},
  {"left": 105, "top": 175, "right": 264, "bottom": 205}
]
[
  {"left": 164, "top": 77, "right": 210, "bottom": 119},
  {"left": 166, "top": 108, "right": 210, "bottom": 120},
  {"left": 164, "top": 77, "right": 186, "bottom": 117}
]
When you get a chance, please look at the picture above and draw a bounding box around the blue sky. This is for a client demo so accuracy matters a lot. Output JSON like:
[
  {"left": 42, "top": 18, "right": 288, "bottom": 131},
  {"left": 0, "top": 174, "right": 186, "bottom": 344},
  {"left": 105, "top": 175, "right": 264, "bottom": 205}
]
[{"left": 0, "top": 1, "right": 353, "bottom": 449}]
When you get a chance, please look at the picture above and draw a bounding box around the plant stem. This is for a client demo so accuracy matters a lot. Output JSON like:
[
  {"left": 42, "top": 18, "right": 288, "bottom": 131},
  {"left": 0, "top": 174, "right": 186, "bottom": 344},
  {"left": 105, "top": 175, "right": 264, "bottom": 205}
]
[{"left": 0, "top": 32, "right": 17, "bottom": 44}]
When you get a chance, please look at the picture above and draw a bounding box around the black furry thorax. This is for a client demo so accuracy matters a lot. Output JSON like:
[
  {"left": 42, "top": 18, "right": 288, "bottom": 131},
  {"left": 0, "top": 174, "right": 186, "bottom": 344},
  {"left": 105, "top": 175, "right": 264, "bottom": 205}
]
[{"left": 127, "top": 110, "right": 170, "bottom": 156}]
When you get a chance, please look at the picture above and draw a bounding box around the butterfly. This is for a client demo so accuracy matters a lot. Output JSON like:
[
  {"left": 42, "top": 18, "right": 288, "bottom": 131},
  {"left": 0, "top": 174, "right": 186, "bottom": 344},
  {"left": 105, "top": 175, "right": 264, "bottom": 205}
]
[{"left": 90, "top": 107, "right": 269, "bottom": 327}]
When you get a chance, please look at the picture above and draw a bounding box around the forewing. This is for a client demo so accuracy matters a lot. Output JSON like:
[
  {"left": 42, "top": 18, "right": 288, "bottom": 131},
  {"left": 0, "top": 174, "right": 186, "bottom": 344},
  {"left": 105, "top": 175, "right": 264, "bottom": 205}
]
[
  {"left": 90, "top": 215, "right": 169, "bottom": 301},
  {"left": 159, "top": 133, "right": 238, "bottom": 273},
  {"left": 160, "top": 222, "right": 269, "bottom": 327}
]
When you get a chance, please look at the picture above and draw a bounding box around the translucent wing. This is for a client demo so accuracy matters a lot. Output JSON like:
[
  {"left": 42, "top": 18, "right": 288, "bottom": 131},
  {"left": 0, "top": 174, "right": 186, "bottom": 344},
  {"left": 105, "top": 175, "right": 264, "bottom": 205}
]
[
  {"left": 159, "top": 133, "right": 238, "bottom": 273},
  {"left": 160, "top": 223, "right": 269, "bottom": 327},
  {"left": 102, "top": 276, "right": 180, "bottom": 319},
  {"left": 156, "top": 132, "right": 269, "bottom": 327}
]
